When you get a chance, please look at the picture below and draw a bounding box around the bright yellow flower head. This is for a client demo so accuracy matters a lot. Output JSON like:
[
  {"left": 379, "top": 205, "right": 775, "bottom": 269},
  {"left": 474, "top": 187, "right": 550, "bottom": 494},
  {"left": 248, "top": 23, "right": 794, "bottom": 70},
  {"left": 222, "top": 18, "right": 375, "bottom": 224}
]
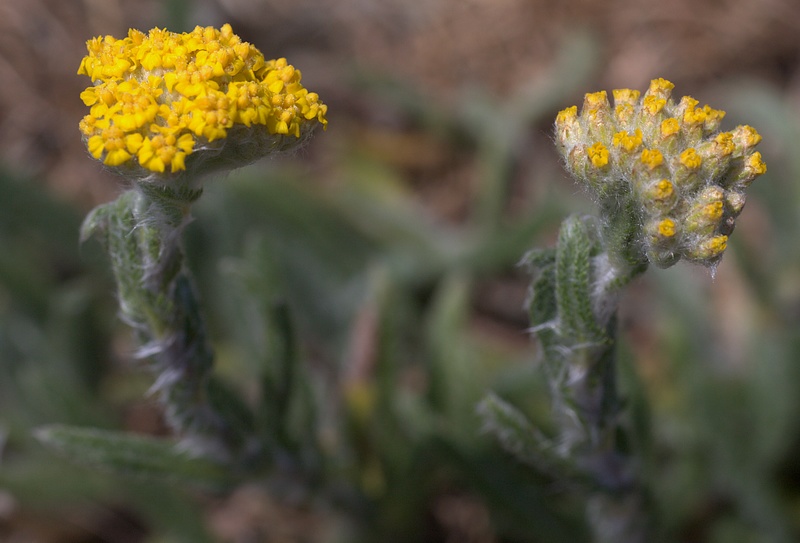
[
  {"left": 78, "top": 24, "right": 328, "bottom": 180},
  {"left": 554, "top": 78, "right": 766, "bottom": 268}
]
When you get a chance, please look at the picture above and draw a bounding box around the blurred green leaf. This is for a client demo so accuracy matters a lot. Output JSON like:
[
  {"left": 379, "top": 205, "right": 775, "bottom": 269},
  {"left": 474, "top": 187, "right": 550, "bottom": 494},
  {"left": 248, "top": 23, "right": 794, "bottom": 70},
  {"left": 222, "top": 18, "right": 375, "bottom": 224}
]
[
  {"left": 476, "top": 393, "right": 549, "bottom": 469},
  {"left": 35, "top": 425, "right": 233, "bottom": 489}
]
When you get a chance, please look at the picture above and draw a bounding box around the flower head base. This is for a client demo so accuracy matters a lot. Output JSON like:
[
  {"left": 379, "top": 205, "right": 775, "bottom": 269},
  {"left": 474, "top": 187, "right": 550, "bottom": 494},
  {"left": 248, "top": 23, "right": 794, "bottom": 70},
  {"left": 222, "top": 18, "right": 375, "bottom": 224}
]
[
  {"left": 555, "top": 78, "right": 766, "bottom": 268},
  {"left": 78, "top": 24, "right": 327, "bottom": 183}
]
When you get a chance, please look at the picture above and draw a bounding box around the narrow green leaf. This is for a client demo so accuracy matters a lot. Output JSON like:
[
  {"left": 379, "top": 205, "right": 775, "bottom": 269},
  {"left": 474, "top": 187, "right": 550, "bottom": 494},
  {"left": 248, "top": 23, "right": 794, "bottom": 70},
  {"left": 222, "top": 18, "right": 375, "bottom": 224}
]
[
  {"left": 79, "top": 202, "right": 111, "bottom": 244},
  {"left": 523, "top": 248, "right": 558, "bottom": 353},
  {"left": 477, "top": 393, "right": 554, "bottom": 471},
  {"left": 425, "top": 273, "right": 471, "bottom": 415},
  {"left": 260, "top": 301, "right": 298, "bottom": 440},
  {"left": 206, "top": 376, "right": 256, "bottom": 440},
  {"left": 555, "top": 216, "right": 606, "bottom": 345},
  {"left": 35, "top": 425, "right": 233, "bottom": 488}
]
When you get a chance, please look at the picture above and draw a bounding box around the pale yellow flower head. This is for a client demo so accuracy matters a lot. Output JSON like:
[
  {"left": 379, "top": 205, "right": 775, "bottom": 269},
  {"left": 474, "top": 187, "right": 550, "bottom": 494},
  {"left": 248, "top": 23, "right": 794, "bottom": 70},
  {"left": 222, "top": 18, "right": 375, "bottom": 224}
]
[
  {"left": 554, "top": 78, "right": 766, "bottom": 268},
  {"left": 78, "top": 24, "right": 327, "bottom": 182}
]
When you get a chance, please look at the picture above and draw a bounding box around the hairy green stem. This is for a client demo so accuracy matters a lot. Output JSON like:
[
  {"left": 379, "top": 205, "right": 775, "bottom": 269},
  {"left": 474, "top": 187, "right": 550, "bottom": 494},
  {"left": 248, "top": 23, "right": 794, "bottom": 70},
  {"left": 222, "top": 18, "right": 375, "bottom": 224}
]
[
  {"left": 83, "top": 182, "right": 249, "bottom": 461},
  {"left": 524, "top": 214, "right": 649, "bottom": 542}
]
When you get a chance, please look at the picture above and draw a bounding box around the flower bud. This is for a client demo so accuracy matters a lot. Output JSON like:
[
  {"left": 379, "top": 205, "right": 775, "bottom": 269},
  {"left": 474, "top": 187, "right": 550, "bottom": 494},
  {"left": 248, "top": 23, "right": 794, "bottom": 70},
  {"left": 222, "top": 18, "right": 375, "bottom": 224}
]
[
  {"left": 695, "top": 132, "right": 734, "bottom": 185},
  {"left": 672, "top": 147, "right": 704, "bottom": 192},
  {"left": 645, "top": 217, "right": 681, "bottom": 269},
  {"left": 685, "top": 235, "right": 728, "bottom": 264},
  {"left": 725, "top": 191, "right": 746, "bottom": 217},
  {"left": 735, "top": 151, "right": 768, "bottom": 188},
  {"left": 640, "top": 178, "right": 677, "bottom": 214},
  {"left": 657, "top": 117, "right": 682, "bottom": 155},
  {"left": 685, "top": 186, "right": 725, "bottom": 236},
  {"left": 582, "top": 91, "right": 614, "bottom": 142},
  {"left": 612, "top": 89, "right": 640, "bottom": 130},
  {"left": 555, "top": 106, "right": 582, "bottom": 152},
  {"left": 554, "top": 78, "right": 766, "bottom": 268}
]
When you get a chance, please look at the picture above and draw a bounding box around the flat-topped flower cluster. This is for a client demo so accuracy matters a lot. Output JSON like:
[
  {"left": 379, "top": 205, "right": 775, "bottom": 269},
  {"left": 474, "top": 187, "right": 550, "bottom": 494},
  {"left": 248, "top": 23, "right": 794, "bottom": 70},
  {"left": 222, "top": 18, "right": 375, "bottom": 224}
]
[
  {"left": 555, "top": 78, "right": 766, "bottom": 268},
  {"left": 78, "top": 24, "right": 327, "bottom": 179}
]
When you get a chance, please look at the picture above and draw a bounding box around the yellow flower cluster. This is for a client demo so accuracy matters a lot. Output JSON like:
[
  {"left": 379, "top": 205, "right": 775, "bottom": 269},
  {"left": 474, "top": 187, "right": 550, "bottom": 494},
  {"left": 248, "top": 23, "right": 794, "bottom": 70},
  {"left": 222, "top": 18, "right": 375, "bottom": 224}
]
[
  {"left": 555, "top": 78, "right": 766, "bottom": 268},
  {"left": 78, "top": 24, "right": 327, "bottom": 178}
]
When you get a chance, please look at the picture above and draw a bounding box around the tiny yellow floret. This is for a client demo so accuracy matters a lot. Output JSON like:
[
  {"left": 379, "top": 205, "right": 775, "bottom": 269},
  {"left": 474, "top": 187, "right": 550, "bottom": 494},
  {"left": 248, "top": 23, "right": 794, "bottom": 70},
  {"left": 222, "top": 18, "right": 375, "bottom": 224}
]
[
  {"left": 588, "top": 142, "right": 610, "bottom": 168},
  {"left": 643, "top": 96, "right": 666, "bottom": 115},
  {"left": 640, "top": 148, "right": 664, "bottom": 170},
  {"left": 746, "top": 152, "right": 767, "bottom": 175},
  {"left": 585, "top": 91, "right": 608, "bottom": 107},
  {"left": 655, "top": 179, "right": 673, "bottom": 200},
  {"left": 612, "top": 129, "right": 643, "bottom": 152},
  {"left": 707, "top": 235, "right": 728, "bottom": 255},
  {"left": 714, "top": 132, "right": 735, "bottom": 156},
  {"left": 703, "top": 201, "right": 724, "bottom": 221},
  {"left": 679, "top": 148, "right": 702, "bottom": 169},
  {"left": 615, "top": 103, "right": 636, "bottom": 125},
  {"left": 736, "top": 125, "right": 763, "bottom": 148},
  {"left": 684, "top": 108, "right": 706, "bottom": 125},
  {"left": 556, "top": 106, "right": 578, "bottom": 124},
  {"left": 648, "top": 78, "right": 675, "bottom": 96},
  {"left": 660, "top": 118, "right": 680, "bottom": 137},
  {"left": 612, "top": 88, "right": 640, "bottom": 105},
  {"left": 681, "top": 97, "right": 706, "bottom": 126},
  {"left": 658, "top": 218, "right": 676, "bottom": 238},
  {"left": 703, "top": 105, "right": 726, "bottom": 124}
]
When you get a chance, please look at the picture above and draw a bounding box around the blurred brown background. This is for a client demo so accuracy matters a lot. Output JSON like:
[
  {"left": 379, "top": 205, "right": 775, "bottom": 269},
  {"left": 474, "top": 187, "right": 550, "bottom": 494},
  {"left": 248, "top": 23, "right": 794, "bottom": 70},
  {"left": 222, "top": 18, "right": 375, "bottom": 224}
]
[{"left": 2, "top": 0, "right": 798, "bottom": 208}]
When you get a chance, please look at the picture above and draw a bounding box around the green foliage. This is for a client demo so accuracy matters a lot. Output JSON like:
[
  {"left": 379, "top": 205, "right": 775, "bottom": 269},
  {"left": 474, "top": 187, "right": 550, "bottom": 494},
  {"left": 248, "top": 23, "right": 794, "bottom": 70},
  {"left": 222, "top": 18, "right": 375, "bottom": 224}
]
[
  {"left": 0, "top": 167, "right": 215, "bottom": 541},
  {"left": 34, "top": 425, "right": 232, "bottom": 488},
  {"left": 553, "top": 216, "right": 608, "bottom": 346},
  {"left": 3, "top": 31, "right": 800, "bottom": 543}
]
